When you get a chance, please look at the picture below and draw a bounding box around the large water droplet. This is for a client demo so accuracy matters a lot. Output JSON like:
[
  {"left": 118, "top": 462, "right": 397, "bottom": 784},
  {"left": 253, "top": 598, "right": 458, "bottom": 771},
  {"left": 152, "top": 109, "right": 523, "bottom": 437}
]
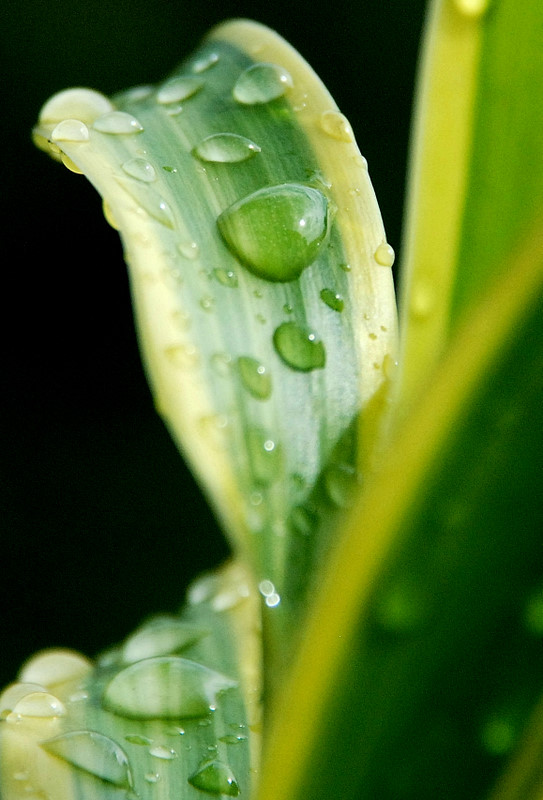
[
  {"left": 50, "top": 119, "right": 89, "bottom": 143},
  {"left": 39, "top": 88, "right": 114, "bottom": 124},
  {"left": 102, "top": 656, "right": 237, "bottom": 719},
  {"left": 233, "top": 62, "right": 293, "bottom": 105},
  {"left": 41, "top": 731, "right": 133, "bottom": 788},
  {"left": 320, "top": 288, "right": 344, "bottom": 312},
  {"left": 9, "top": 691, "right": 66, "bottom": 719},
  {"left": 237, "top": 356, "right": 272, "bottom": 400},
  {"left": 374, "top": 241, "right": 395, "bottom": 267},
  {"left": 320, "top": 110, "right": 354, "bottom": 143},
  {"left": 247, "top": 429, "right": 282, "bottom": 485},
  {"left": 217, "top": 183, "right": 329, "bottom": 282},
  {"left": 188, "top": 760, "right": 240, "bottom": 796},
  {"left": 18, "top": 649, "right": 92, "bottom": 687},
  {"left": 157, "top": 76, "right": 204, "bottom": 104},
  {"left": 121, "top": 157, "right": 157, "bottom": 183},
  {"left": 121, "top": 617, "right": 206, "bottom": 663},
  {"left": 194, "top": 133, "right": 261, "bottom": 163},
  {"left": 93, "top": 111, "right": 143, "bottom": 134},
  {"left": 273, "top": 321, "right": 326, "bottom": 371}
]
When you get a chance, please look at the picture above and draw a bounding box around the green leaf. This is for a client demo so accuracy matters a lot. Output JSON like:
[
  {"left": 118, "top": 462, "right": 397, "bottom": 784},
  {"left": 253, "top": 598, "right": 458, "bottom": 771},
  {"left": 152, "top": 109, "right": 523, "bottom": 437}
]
[
  {"left": 0, "top": 561, "right": 260, "bottom": 800},
  {"left": 31, "top": 19, "right": 397, "bottom": 655}
]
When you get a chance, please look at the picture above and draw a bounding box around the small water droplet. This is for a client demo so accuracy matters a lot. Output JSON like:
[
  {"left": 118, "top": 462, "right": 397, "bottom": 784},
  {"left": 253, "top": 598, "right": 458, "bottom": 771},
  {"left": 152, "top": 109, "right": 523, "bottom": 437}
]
[
  {"left": 39, "top": 88, "right": 114, "bottom": 124},
  {"left": 50, "top": 119, "right": 89, "bottom": 142},
  {"left": 122, "top": 157, "right": 157, "bottom": 183},
  {"left": 177, "top": 240, "right": 199, "bottom": 259},
  {"left": 157, "top": 76, "right": 204, "bottom": 104},
  {"left": 219, "top": 734, "right": 248, "bottom": 745},
  {"left": 374, "top": 241, "right": 395, "bottom": 267},
  {"left": 93, "top": 111, "right": 143, "bottom": 134},
  {"left": 192, "top": 52, "right": 220, "bottom": 73},
  {"left": 164, "top": 344, "right": 200, "bottom": 369},
  {"left": 163, "top": 165, "right": 178, "bottom": 173},
  {"left": 237, "top": 356, "right": 272, "bottom": 400},
  {"left": 320, "top": 288, "right": 344, "bottom": 312},
  {"left": 122, "top": 617, "right": 206, "bottom": 663},
  {"left": 194, "top": 133, "right": 261, "bottom": 163},
  {"left": 233, "top": 62, "right": 293, "bottom": 105},
  {"left": 320, "top": 110, "right": 354, "bottom": 143},
  {"left": 454, "top": 0, "right": 490, "bottom": 18},
  {"left": 122, "top": 84, "right": 153, "bottom": 102},
  {"left": 125, "top": 734, "right": 153, "bottom": 745},
  {"left": 200, "top": 295, "right": 215, "bottom": 312},
  {"left": 116, "top": 179, "right": 175, "bottom": 228},
  {"left": 213, "top": 268, "right": 238, "bottom": 288},
  {"left": 149, "top": 745, "right": 177, "bottom": 760},
  {"left": 145, "top": 772, "right": 161, "bottom": 784},
  {"left": 102, "top": 199, "right": 121, "bottom": 230},
  {"left": 273, "top": 321, "right": 326, "bottom": 371},
  {"left": 210, "top": 352, "right": 232, "bottom": 375},
  {"left": 41, "top": 731, "right": 133, "bottom": 788},
  {"left": 102, "top": 656, "right": 237, "bottom": 719},
  {"left": 218, "top": 183, "right": 329, "bottom": 282},
  {"left": 188, "top": 759, "right": 240, "bottom": 796},
  {"left": 19, "top": 649, "right": 92, "bottom": 687},
  {"left": 247, "top": 429, "right": 282, "bottom": 485}
]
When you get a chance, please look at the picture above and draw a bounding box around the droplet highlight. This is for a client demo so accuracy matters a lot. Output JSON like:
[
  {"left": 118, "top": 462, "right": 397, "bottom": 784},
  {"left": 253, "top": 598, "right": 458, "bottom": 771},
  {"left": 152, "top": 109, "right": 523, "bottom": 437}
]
[
  {"left": 273, "top": 321, "right": 326, "bottom": 371},
  {"left": 233, "top": 62, "right": 293, "bottom": 105},
  {"left": 188, "top": 760, "right": 240, "bottom": 796},
  {"left": 9, "top": 691, "right": 66, "bottom": 719},
  {"left": 237, "top": 356, "right": 272, "bottom": 400},
  {"left": 217, "top": 183, "right": 329, "bottom": 282},
  {"left": 193, "top": 133, "right": 261, "bottom": 163},
  {"left": 213, "top": 268, "right": 239, "bottom": 288}
]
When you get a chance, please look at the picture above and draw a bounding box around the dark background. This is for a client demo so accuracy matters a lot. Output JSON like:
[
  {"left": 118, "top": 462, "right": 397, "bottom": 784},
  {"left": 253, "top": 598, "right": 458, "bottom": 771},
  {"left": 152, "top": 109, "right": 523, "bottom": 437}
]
[{"left": 1, "top": 0, "right": 427, "bottom": 687}]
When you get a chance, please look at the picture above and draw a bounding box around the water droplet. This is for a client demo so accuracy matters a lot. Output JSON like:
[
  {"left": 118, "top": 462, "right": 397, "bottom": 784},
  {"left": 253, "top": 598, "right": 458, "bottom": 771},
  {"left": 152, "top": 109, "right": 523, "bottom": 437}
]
[
  {"left": 320, "top": 288, "right": 344, "bottom": 312},
  {"left": 145, "top": 772, "right": 161, "bottom": 784},
  {"left": 102, "top": 199, "right": 121, "bottom": 230},
  {"left": 18, "top": 649, "right": 92, "bottom": 687},
  {"left": 163, "top": 165, "right": 178, "bottom": 173},
  {"left": 194, "top": 133, "right": 261, "bottom": 163},
  {"left": 50, "top": 119, "right": 89, "bottom": 142},
  {"left": 192, "top": 52, "right": 220, "bottom": 73},
  {"left": 116, "top": 178, "right": 175, "bottom": 228},
  {"left": 188, "top": 760, "right": 240, "bottom": 796},
  {"left": 200, "top": 295, "right": 215, "bottom": 312},
  {"left": 0, "top": 682, "right": 47, "bottom": 715},
  {"left": 247, "top": 429, "right": 282, "bottom": 485},
  {"left": 9, "top": 691, "right": 66, "bottom": 719},
  {"left": 233, "top": 62, "right": 293, "bottom": 105},
  {"left": 210, "top": 352, "right": 232, "bottom": 376},
  {"left": 93, "top": 111, "right": 143, "bottom": 134},
  {"left": 237, "top": 356, "right": 272, "bottom": 400},
  {"left": 39, "top": 88, "right": 114, "bottom": 124},
  {"left": 41, "top": 731, "right": 133, "bottom": 788},
  {"left": 157, "top": 76, "right": 204, "bottom": 104},
  {"left": 149, "top": 745, "right": 177, "bottom": 760},
  {"left": 121, "top": 617, "right": 206, "bottom": 663},
  {"left": 273, "top": 321, "right": 326, "bottom": 371},
  {"left": 125, "top": 734, "right": 153, "bottom": 745},
  {"left": 177, "top": 240, "right": 199, "bottom": 259},
  {"left": 218, "top": 183, "right": 329, "bottom": 282},
  {"left": 320, "top": 110, "right": 354, "bottom": 143},
  {"left": 219, "top": 734, "right": 247, "bottom": 745},
  {"left": 102, "top": 656, "right": 237, "bottom": 719},
  {"left": 374, "top": 241, "right": 395, "bottom": 267},
  {"left": 122, "top": 84, "right": 153, "bottom": 102},
  {"left": 122, "top": 157, "right": 157, "bottom": 183},
  {"left": 213, "top": 268, "right": 238, "bottom": 288},
  {"left": 454, "top": 0, "right": 490, "bottom": 18},
  {"left": 61, "top": 153, "right": 84, "bottom": 173},
  {"left": 164, "top": 344, "right": 200, "bottom": 369}
]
